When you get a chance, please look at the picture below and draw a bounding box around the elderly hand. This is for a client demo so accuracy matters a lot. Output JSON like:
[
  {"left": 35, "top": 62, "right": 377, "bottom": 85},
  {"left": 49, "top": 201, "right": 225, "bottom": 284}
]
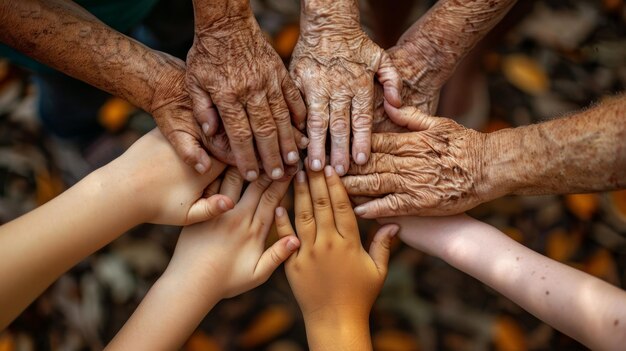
[
  {"left": 342, "top": 104, "right": 489, "bottom": 218},
  {"left": 290, "top": 0, "right": 402, "bottom": 175},
  {"left": 186, "top": 3, "right": 306, "bottom": 181}
]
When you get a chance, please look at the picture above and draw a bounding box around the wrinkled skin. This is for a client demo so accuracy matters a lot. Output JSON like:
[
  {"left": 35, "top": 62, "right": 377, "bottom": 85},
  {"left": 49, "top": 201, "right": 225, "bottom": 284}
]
[
  {"left": 290, "top": 0, "right": 402, "bottom": 175},
  {"left": 342, "top": 105, "right": 486, "bottom": 218},
  {"left": 186, "top": 10, "right": 306, "bottom": 181}
]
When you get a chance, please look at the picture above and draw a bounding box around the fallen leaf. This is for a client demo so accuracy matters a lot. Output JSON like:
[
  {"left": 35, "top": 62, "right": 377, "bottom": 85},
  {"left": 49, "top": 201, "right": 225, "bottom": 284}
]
[
  {"left": 502, "top": 54, "right": 549, "bottom": 95},
  {"left": 373, "top": 329, "right": 420, "bottom": 351},
  {"left": 493, "top": 316, "right": 527, "bottom": 351},
  {"left": 274, "top": 23, "right": 300, "bottom": 59},
  {"left": 98, "top": 97, "right": 135, "bottom": 132},
  {"left": 565, "top": 193, "right": 600, "bottom": 220},
  {"left": 546, "top": 229, "right": 581, "bottom": 262},
  {"left": 0, "top": 332, "right": 14, "bottom": 351},
  {"left": 584, "top": 249, "right": 619, "bottom": 284},
  {"left": 184, "top": 331, "right": 221, "bottom": 351},
  {"left": 239, "top": 305, "right": 294, "bottom": 348}
]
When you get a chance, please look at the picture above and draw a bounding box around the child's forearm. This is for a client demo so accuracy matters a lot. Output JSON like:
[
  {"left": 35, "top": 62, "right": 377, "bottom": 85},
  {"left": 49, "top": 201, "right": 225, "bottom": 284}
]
[
  {"left": 304, "top": 310, "right": 372, "bottom": 351},
  {"left": 400, "top": 216, "right": 626, "bottom": 350},
  {"left": 106, "top": 269, "right": 221, "bottom": 350},
  {"left": 0, "top": 163, "right": 143, "bottom": 328}
]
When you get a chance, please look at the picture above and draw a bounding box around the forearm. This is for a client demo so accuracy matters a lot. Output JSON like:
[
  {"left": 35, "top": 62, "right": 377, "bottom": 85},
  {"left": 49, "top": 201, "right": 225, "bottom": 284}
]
[
  {"left": 300, "top": 0, "right": 360, "bottom": 31},
  {"left": 484, "top": 96, "right": 626, "bottom": 197},
  {"left": 107, "top": 269, "right": 221, "bottom": 350},
  {"left": 392, "top": 0, "right": 516, "bottom": 91},
  {"left": 192, "top": 0, "right": 251, "bottom": 30},
  {"left": 0, "top": 0, "right": 177, "bottom": 113},
  {"left": 0, "top": 163, "right": 143, "bottom": 328},
  {"left": 304, "top": 310, "right": 372, "bottom": 351},
  {"left": 412, "top": 217, "right": 626, "bottom": 350}
]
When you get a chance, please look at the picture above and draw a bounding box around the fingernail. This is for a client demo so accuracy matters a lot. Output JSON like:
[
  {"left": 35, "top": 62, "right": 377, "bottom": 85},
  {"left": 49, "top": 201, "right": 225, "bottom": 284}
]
[
  {"left": 246, "top": 170, "right": 258, "bottom": 181},
  {"left": 335, "top": 165, "right": 345, "bottom": 176},
  {"left": 356, "top": 153, "right": 367, "bottom": 165},
  {"left": 275, "top": 206, "right": 285, "bottom": 217},
  {"left": 311, "top": 159, "right": 322, "bottom": 171},
  {"left": 324, "top": 165, "right": 333, "bottom": 177},
  {"left": 288, "top": 151, "right": 299, "bottom": 163},
  {"left": 202, "top": 123, "right": 210, "bottom": 135},
  {"left": 271, "top": 168, "right": 284, "bottom": 179},
  {"left": 194, "top": 163, "right": 206, "bottom": 174},
  {"left": 299, "top": 122, "right": 306, "bottom": 130},
  {"left": 286, "top": 237, "right": 299, "bottom": 251},
  {"left": 296, "top": 170, "right": 306, "bottom": 183},
  {"left": 389, "top": 225, "right": 400, "bottom": 237},
  {"left": 301, "top": 136, "right": 309, "bottom": 146},
  {"left": 354, "top": 205, "right": 366, "bottom": 216},
  {"left": 218, "top": 199, "right": 229, "bottom": 210}
]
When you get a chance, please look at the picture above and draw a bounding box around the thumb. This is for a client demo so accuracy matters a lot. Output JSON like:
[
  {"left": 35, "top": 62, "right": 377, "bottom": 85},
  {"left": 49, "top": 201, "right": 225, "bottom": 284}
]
[
  {"left": 384, "top": 100, "right": 441, "bottom": 131},
  {"left": 254, "top": 236, "right": 300, "bottom": 282},
  {"left": 369, "top": 224, "right": 400, "bottom": 275},
  {"left": 186, "top": 194, "right": 234, "bottom": 224},
  {"left": 377, "top": 51, "right": 402, "bottom": 108}
]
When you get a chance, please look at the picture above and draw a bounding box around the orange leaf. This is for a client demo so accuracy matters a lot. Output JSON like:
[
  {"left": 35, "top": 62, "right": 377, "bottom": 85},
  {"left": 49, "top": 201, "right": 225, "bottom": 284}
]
[
  {"left": 36, "top": 169, "right": 65, "bottom": 205},
  {"left": 274, "top": 24, "right": 300, "bottom": 59},
  {"left": 184, "top": 331, "right": 221, "bottom": 351},
  {"left": 611, "top": 190, "right": 626, "bottom": 219},
  {"left": 493, "top": 316, "right": 527, "bottom": 351},
  {"left": 239, "top": 305, "right": 294, "bottom": 348},
  {"left": 0, "top": 332, "right": 15, "bottom": 351},
  {"left": 98, "top": 97, "right": 135, "bottom": 132},
  {"left": 502, "top": 55, "right": 549, "bottom": 95},
  {"left": 373, "top": 329, "right": 420, "bottom": 351},
  {"left": 546, "top": 229, "right": 581, "bottom": 262},
  {"left": 584, "top": 249, "right": 618, "bottom": 282},
  {"left": 565, "top": 193, "right": 599, "bottom": 220}
]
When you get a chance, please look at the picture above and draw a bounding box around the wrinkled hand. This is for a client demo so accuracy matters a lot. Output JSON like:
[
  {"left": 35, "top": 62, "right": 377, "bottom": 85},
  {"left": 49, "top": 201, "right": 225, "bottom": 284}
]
[
  {"left": 342, "top": 105, "right": 488, "bottom": 218},
  {"left": 186, "top": 11, "right": 306, "bottom": 181},
  {"left": 277, "top": 165, "right": 397, "bottom": 318},
  {"left": 150, "top": 54, "right": 214, "bottom": 175},
  {"left": 291, "top": 3, "right": 401, "bottom": 175}
]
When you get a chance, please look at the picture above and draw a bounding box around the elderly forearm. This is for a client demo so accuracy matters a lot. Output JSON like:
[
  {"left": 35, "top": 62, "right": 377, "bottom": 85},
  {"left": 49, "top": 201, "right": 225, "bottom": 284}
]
[
  {"left": 191, "top": 0, "right": 250, "bottom": 30},
  {"left": 0, "top": 0, "right": 177, "bottom": 113},
  {"left": 485, "top": 96, "right": 626, "bottom": 197},
  {"left": 393, "top": 0, "right": 517, "bottom": 92},
  {"left": 300, "top": 0, "right": 360, "bottom": 31}
]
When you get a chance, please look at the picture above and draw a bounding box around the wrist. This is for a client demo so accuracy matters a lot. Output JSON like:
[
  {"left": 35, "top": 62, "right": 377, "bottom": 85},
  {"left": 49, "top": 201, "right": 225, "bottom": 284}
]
[
  {"left": 300, "top": 0, "right": 360, "bottom": 35},
  {"left": 303, "top": 307, "right": 371, "bottom": 351},
  {"left": 481, "top": 127, "right": 530, "bottom": 200},
  {"left": 148, "top": 55, "right": 187, "bottom": 115},
  {"left": 192, "top": 0, "right": 252, "bottom": 32}
]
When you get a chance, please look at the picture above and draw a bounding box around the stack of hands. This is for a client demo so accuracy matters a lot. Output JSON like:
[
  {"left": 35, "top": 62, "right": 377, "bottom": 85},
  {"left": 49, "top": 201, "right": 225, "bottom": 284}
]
[{"left": 1, "top": 0, "right": 626, "bottom": 349}]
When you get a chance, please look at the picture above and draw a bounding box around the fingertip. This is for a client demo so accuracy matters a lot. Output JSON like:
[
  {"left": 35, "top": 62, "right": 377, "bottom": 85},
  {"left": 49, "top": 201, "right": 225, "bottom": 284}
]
[
  {"left": 275, "top": 206, "right": 286, "bottom": 217},
  {"left": 286, "top": 236, "right": 300, "bottom": 251},
  {"left": 219, "top": 196, "right": 235, "bottom": 211}
]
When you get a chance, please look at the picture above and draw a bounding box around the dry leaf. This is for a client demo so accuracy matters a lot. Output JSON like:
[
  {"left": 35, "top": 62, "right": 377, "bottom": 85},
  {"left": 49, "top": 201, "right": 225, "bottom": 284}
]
[
  {"left": 493, "top": 316, "right": 527, "bottom": 351},
  {"left": 274, "top": 24, "right": 300, "bottom": 59},
  {"left": 482, "top": 119, "right": 512, "bottom": 133},
  {"left": 373, "top": 329, "right": 420, "bottom": 351},
  {"left": 565, "top": 193, "right": 600, "bottom": 220},
  {"left": 611, "top": 190, "right": 626, "bottom": 219},
  {"left": 503, "top": 227, "right": 524, "bottom": 243},
  {"left": 584, "top": 249, "right": 618, "bottom": 283},
  {"left": 502, "top": 55, "right": 549, "bottom": 95},
  {"left": 546, "top": 229, "right": 581, "bottom": 262},
  {"left": 35, "top": 169, "right": 65, "bottom": 205},
  {"left": 0, "top": 332, "right": 14, "bottom": 351},
  {"left": 184, "top": 331, "right": 222, "bottom": 351},
  {"left": 98, "top": 97, "right": 135, "bottom": 132},
  {"left": 239, "top": 305, "right": 294, "bottom": 348}
]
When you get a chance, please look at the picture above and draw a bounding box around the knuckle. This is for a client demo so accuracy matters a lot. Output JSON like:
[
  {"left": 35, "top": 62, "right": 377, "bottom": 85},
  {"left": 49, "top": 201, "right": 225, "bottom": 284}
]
[
  {"left": 297, "top": 210, "right": 315, "bottom": 226},
  {"left": 334, "top": 200, "right": 353, "bottom": 212},
  {"left": 254, "top": 121, "right": 278, "bottom": 139},
  {"left": 313, "top": 197, "right": 331, "bottom": 209},
  {"left": 307, "top": 115, "right": 329, "bottom": 132},
  {"left": 228, "top": 125, "right": 253, "bottom": 144},
  {"left": 263, "top": 189, "right": 281, "bottom": 204},
  {"left": 329, "top": 116, "right": 350, "bottom": 136},
  {"left": 270, "top": 249, "right": 283, "bottom": 265}
]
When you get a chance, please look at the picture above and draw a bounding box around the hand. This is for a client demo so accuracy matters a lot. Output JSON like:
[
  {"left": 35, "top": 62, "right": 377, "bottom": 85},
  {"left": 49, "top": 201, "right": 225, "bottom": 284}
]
[
  {"left": 165, "top": 169, "right": 300, "bottom": 299},
  {"left": 342, "top": 104, "right": 489, "bottom": 218},
  {"left": 277, "top": 165, "right": 398, "bottom": 322},
  {"left": 109, "top": 128, "right": 233, "bottom": 226},
  {"left": 186, "top": 8, "right": 306, "bottom": 181},
  {"left": 291, "top": 0, "right": 402, "bottom": 175}
]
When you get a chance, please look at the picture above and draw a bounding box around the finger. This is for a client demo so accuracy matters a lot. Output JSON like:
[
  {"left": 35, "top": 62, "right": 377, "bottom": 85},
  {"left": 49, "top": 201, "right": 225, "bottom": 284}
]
[
  {"left": 370, "top": 133, "right": 413, "bottom": 154},
  {"left": 247, "top": 92, "right": 284, "bottom": 180},
  {"left": 253, "top": 235, "right": 300, "bottom": 284},
  {"left": 305, "top": 94, "right": 330, "bottom": 171},
  {"left": 252, "top": 173, "right": 295, "bottom": 231},
  {"left": 377, "top": 52, "right": 402, "bottom": 108},
  {"left": 341, "top": 173, "right": 404, "bottom": 196},
  {"left": 292, "top": 126, "right": 310, "bottom": 150},
  {"left": 351, "top": 90, "right": 374, "bottom": 166},
  {"left": 306, "top": 163, "right": 336, "bottom": 234},
  {"left": 204, "top": 178, "right": 222, "bottom": 197},
  {"left": 353, "top": 193, "right": 414, "bottom": 219},
  {"left": 384, "top": 101, "right": 441, "bottom": 131},
  {"left": 219, "top": 167, "right": 244, "bottom": 203},
  {"left": 205, "top": 128, "right": 234, "bottom": 165},
  {"left": 268, "top": 90, "right": 300, "bottom": 166},
  {"left": 323, "top": 166, "right": 358, "bottom": 238},
  {"left": 168, "top": 132, "right": 212, "bottom": 175},
  {"left": 187, "top": 77, "right": 220, "bottom": 136},
  {"left": 239, "top": 173, "right": 273, "bottom": 211},
  {"left": 186, "top": 194, "right": 234, "bottom": 224},
  {"left": 275, "top": 207, "right": 296, "bottom": 239},
  {"left": 350, "top": 195, "right": 376, "bottom": 206},
  {"left": 282, "top": 76, "right": 307, "bottom": 130},
  {"left": 217, "top": 97, "right": 259, "bottom": 181},
  {"left": 294, "top": 170, "right": 316, "bottom": 244},
  {"left": 368, "top": 224, "right": 400, "bottom": 275},
  {"left": 329, "top": 98, "right": 352, "bottom": 176}
]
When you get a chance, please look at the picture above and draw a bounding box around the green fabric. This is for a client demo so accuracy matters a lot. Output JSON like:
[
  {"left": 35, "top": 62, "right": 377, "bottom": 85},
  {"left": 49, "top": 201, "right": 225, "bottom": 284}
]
[{"left": 0, "top": 0, "right": 159, "bottom": 73}]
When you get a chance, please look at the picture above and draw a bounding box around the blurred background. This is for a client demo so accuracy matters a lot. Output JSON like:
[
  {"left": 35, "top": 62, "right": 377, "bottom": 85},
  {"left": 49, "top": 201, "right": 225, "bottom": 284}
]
[{"left": 1, "top": 0, "right": 625, "bottom": 350}]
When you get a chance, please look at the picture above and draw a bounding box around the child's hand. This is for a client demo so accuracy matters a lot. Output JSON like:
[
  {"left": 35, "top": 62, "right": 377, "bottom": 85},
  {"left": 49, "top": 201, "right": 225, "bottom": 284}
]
[
  {"left": 106, "top": 129, "right": 234, "bottom": 226},
  {"left": 276, "top": 165, "right": 399, "bottom": 324},
  {"left": 165, "top": 169, "right": 300, "bottom": 299}
]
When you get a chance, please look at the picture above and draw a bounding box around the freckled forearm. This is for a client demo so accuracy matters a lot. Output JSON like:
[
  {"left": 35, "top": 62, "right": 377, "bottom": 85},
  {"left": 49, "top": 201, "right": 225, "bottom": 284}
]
[
  {"left": 300, "top": 0, "right": 360, "bottom": 30},
  {"left": 191, "top": 0, "right": 251, "bottom": 29},
  {"left": 0, "top": 0, "right": 175, "bottom": 113},
  {"left": 393, "top": 0, "right": 517, "bottom": 91},
  {"left": 485, "top": 96, "right": 626, "bottom": 196}
]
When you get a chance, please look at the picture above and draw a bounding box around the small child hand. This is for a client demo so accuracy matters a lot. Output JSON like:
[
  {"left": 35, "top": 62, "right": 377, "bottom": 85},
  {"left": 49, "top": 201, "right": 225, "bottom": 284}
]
[
  {"left": 165, "top": 170, "right": 300, "bottom": 299},
  {"left": 276, "top": 165, "right": 399, "bottom": 321}
]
